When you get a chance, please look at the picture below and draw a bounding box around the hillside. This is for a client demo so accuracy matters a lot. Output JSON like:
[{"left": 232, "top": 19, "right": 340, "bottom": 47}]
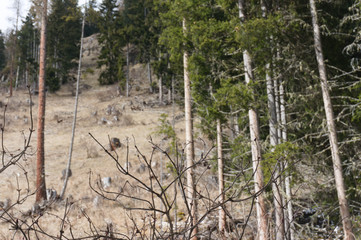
[
  {"left": 0, "top": 35, "right": 228, "bottom": 239},
  {"left": 0, "top": 33, "right": 348, "bottom": 240}
]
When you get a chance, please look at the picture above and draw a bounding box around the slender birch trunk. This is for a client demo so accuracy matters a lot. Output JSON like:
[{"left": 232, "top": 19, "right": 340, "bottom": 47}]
[
  {"left": 248, "top": 105, "right": 268, "bottom": 240},
  {"left": 147, "top": 61, "right": 153, "bottom": 93},
  {"left": 60, "top": 15, "right": 85, "bottom": 199},
  {"left": 280, "top": 80, "right": 294, "bottom": 240},
  {"left": 261, "top": 1, "right": 285, "bottom": 236},
  {"left": 25, "top": 64, "right": 29, "bottom": 87},
  {"left": 234, "top": 114, "right": 240, "bottom": 137},
  {"left": 168, "top": 87, "right": 171, "bottom": 103},
  {"left": 310, "top": 1, "right": 354, "bottom": 239},
  {"left": 15, "top": 62, "right": 20, "bottom": 90},
  {"left": 36, "top": 0, "right": 48, "bottom": 203},
  {"left": 267, "top": 65, "right": 284, "bottom": 240},
  {"left": 274, "top": 71, "right": 289, "bottom": 239},
  {"left": 266, "top": 64, "right": 278, "bottom": 147},
  {"left": 239, "top": 2, "right": 268, "bottom": 237},
  {"left": 217, "top": 119, "right": 226, "bottom": 235},
  {"left": 10, "top": 51, "right": 13, "bottom": 97},
  {"left": 183, "top": 18, "right": 198, "bottom": 240},
  {"left": 126, "top": 44, "right": 129, "bottom": 97},
  {"left": 159, "top": 75, "right": 163, "bottom": 103}
]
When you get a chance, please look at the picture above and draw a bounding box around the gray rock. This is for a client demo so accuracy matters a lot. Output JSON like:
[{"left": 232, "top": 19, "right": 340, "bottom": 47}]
[
  {"left": 61, "top": 168, "right": 72, "bottom": 180},
  {"left": 102, "top": 177, "right": 112, "bottom": 189}
]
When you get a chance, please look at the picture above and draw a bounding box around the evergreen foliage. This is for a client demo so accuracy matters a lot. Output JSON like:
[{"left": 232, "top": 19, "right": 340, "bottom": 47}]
[
  {"left": 17, "top": 13, "right": 39, "bottom": 87},
  {"left": 97, "top": 0, "right": 124, "bottom": 85},
  {"left": 84, "top": 0, "right": 100, "bottom": 37},
  {"left": 47, "top": 0, "right": 81, "bottom": 90}
]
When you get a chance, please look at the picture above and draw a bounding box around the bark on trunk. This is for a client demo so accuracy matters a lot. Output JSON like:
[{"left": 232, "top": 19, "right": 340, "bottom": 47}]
[
  {"left": 10, "top": 55, "right": 13, "bottom": 97},
  {"left": 168, "top": 87, "right": 171, "bottom": 103},
  {"left": 310, "top": 1, "right": 354, "bottom": 239},
  {"left": 217, "top": 119, "right": 226, "bottom": 235},
  {"left": 159, "top": 75, "right": 163, "bottom": 103},
  {"left": 275, "top": 75, "right": 288, "bottom": 239},
  {"left": 262, "top": 1, "right": 285, "bottom": 236},
  {"left": 239, "top": 1, "right": 268, "bottom": 239},
  {"left": 147, "top": 61, "right": 153, "bottom": 93},
  {"left": 25, "top": 66, "right": 29, "bottom": 87},
  {"left": 268, "top": 71, "right": 284, "bottom": 240},
  {"left": 266, "top": 65, "right": 278, "bottom": 146},
  {"left": 60, "top": 16, "right": 85, "bottom": 199},
  {"left": 36, "top": 0, "right": 48, "bottom": 203},
  {"left": 183, "top": 19, "right": 198, "bottom": 240},
  {"left": 266, "top": 51, "right": 284, "bottom": 240},
  {"left": 234, "top": 114, "right": 240, "bottom": 137},
  {"left": 280, "top": 81, "right": 294, "bottom": 240},
  {"left": 126, "top": 44, "right": 129, "bottom": 97},
  {"left": 248, "top": 107, "right": 268, "bottom": 240},
  {"left": 15, "top": 63, "right": 20, "bottom": 90}
]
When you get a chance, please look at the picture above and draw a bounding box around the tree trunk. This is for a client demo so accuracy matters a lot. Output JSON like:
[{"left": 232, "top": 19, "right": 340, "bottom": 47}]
[
  {"left": 217, "top": 119, "right": 226, "bottom": 235},
  {"left": 234, "top": 114, "right": 240, "bottom": 137},
  {"left": 266, "top": 65, "right": 278, "bottom": 147},
  {"left": 244, "top": 45, "right": 269, "bottom": 240},
  {"left": 36, "top": 0, "right": 48, "bottom": 203},
  {"left": 239, "top": 1, "right": 268, "bottom": 239},
  {"left": 15, "top": 62, "right": 20, "bottom": 90},
  {"left": 10, "top": 51, "right": 13, "bottom": 97},
  {"left": 168, "top": 87, "right": 171, "bottom": 103},
  {"left": 126, "top": 44, "right": 129, "bottom": 97},
  {"left": 159, "top": 75, "right": 163, "bottom": 104},
  {"left": 183, "top": 18, "right": 198, "bottom": 240},
  {"left": 309, "top": 1, "right": 354, "bottom": 239},
  {"left": 240, "top": 2, "right": 268, "bottom": 239},
  {"left": 262, "top": 1, "right": 284, "bottom": 236},
  {"left": 279, "top": 80, "right": 294, "bottom": 240},
  {"left": 25, "top": 64, "right": 29, "bottom": 87},
  {"left": 267, "top": 65, "right": 284, "bottom": 240},
  {"left": 147, "top": 61, "right": 153, "bottom": 93},
  {"left": 248, "top": 107, "right": 268, "bottom": 240},
  {"left": 60, "top": 15, "right": 85, "bottom": 199},
  {"left": 274, "top": 74, "right": 289, "bottom": 240}
]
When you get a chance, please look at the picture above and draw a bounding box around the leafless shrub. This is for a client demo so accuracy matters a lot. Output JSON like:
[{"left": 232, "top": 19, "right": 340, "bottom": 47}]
[
  {"left": 0, "top": 88, "right": 287, "bottom": 240},
  {"left": 86, "top": 132, "right": 276, "bottom": 240}
]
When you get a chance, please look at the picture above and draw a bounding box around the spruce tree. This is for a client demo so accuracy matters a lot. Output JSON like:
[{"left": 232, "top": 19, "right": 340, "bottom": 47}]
[
  {"left": 97, "top": 0, "right": 124, "bottom": 85},
  {"left": 47, "top": 0, "right": 81, "bottom": 91},
  {"left": 18, "top": 13, "right": 39, "bottom": 87},
  {"left": 84, "top": 0, "right": 100, "bottom": 37}
]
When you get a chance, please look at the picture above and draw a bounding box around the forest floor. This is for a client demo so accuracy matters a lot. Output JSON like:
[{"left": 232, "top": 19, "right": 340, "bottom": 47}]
[{"left": 0, "top": 35, "right": 247, "bottom": 239}]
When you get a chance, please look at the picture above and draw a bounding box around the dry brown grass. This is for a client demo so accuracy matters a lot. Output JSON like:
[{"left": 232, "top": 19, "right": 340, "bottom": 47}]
[{"left": 0, "top": 35, "right": 253, "bottom": 239}]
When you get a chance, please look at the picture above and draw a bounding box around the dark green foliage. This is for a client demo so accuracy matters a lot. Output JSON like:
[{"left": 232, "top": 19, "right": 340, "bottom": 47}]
[
  {"left": 154, "top": 113, "right": 178, "bottom": 155},
  {"left": 122, "top": 0, "right": 145, "bottom": 47},
  {"left": 17, "top": 13, "right": 39, "bottom": 86},
  {"left": 46, "top": 66, "right": 60, "bottom": 92},
  {"left": 263, "top": 142, "right": 299, "bottom": 183},
  {"left": 97, "top": 0, "right": 124, "bottom": 85},
  {"left": 154, "top": 113, "right": 180, "bottom": 176},
  {"left": 84, "top": 0, "right": 100, "bottom": 37},
  {"left": 47, "top": 0, "right": 81, "bottom": 86}
]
